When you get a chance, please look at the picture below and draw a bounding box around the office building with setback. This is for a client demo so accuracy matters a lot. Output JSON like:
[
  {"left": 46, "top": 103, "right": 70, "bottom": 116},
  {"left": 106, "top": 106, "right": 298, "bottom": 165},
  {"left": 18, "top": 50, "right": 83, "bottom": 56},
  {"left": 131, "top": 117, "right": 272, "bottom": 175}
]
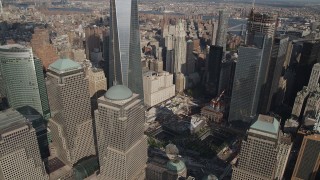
[
  {"left": 0, "top": 109, "right": 48, "bottom": 180},
  {"left": 109, "top": 0, "right": 143, "bottom": 96},
  {"left": 95, "top": 85, "right": 147, "bottom": 180},
  {"left": 46, "top": 59, "right": 96, "bottom": 166},
  {"left": 232, "top": 115, "right": 291, "bottom": 180},
  {"left": 0, "top": 44, "right": 50, "bottom": 119},
  {"left": 292, "top": 134, "right": 320, "bottom": 180}
]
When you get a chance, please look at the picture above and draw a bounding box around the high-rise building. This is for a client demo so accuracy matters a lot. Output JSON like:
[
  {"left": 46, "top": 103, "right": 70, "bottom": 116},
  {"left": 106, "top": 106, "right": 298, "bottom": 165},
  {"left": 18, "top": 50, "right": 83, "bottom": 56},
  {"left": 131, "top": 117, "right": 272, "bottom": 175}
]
[
  {"left": 186, "top": 40, "right": 195, "bottom": 75},
  {"left": 211, "top": 20, "right": 218, "bottom": 46},
  {"left": 246, "top": 10, "right": 277, "bottom": 45},
  {"left": 16, "top": 106, "right": 50, "bottom": 159},
  {"left": 175, "top": 72, "right": 185, "bottom": 93},
  {"left": 84, "top": 26, "right": 106, "bottom": 60},
  {"left": 95, "top": 85, "right": 147, "bottom": 180},
  {"left": 109, "top": 0, "right": 143, "bottom": 96},
  {"left": 206, "top": 45, "right": 223, "bottom": 97},
  {"left": 216, "top": 10, "right": 229, "bottom": 52},
  {"left": 228, "top": 36, "right": 272, "bottom": 123},
  {"left": 46, "top": 59, "right": 96, "bottom": 166},
  {"left": 292, "top": 134, "right": 320, "bottom": 180},
  {"left": 0, "top": 44, "right": 50, "bottom": 119},
  {"left": 0, "top": 109, "right": 49, "bottom": 180},
  {"left": 260, "top": 36, "right": 289, "bottom": 112},
  {"left": 143, "top": 71, "right": 175, "bottom": 107},
  {"left": 307, "top": 63, "right": 320, "bottom": 92},
  {"left": 88, "top": 67, "right": 107, "bottom": 98},
  {"left": 174, "top": 20, "right": 187, "bottom": 75},
  {"left": 218, "top": 59, "right": 236, "bottom": 98},
  {"left": 294, "top": 41, "right": 320, "bottom": 95},
  {"left": 232, "top": 115, "right": 291, "bottom": 180}
]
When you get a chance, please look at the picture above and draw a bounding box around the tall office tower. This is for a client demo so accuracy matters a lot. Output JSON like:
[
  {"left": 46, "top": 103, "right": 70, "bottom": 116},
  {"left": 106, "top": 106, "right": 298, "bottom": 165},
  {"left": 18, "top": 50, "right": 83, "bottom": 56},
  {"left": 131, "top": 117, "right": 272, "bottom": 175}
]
[
  {"left": 246, "top": 9, "right": 277, "bottom": 45},
  {"left": 186, "top": 40, "right": 195, "bottom": 75},
  {"left": 88, "top": 67, "right": 107, "bottom": 98},
  {"left": 294, "top": 41, "right": 320, "bottom": 95},
  {"left": 218, "top": 60, "right": 236, "bottom": 98},
  {"left": 211, "top": 20, "right": 218, "bottom": 46},
  {"left": 228, "top": 36, "right": 272, "bottom": 123},
  {"left": 0, "top": 109, "right": 49, "bottom": 180},
  {"left": 154, "top": 59, "right": 164, "bottom": 73},
  {"left": 175, "top": 72, "right": 185, "bottom": 93},
  {"left": 103, "top": 31, "right": 110, "bottom": 82},
  {"left": 174, "top": 20, "right": 187, "bottom": 74},
  {"left": 216, "top": 10, "right": 229, "bottom": 52},
  {"left": 260, "top": 36, "right": 289, "bottom": 113},
  {"left": 291, "top": 63, "right": 320, "bottom": 120},
  {"left": 0, "top": 44, "right": 50, "bottom": 119},
  {"left": 292, "top": 134, "right": 320, "bottom": 180},
  {"left": 307, "top": 63, "right": 320, "bottom": 92},
  {"left": 232, "top": 115, "right": 281, "bottom": 180},
  {"left": 109, "top": 0, "right": 143, "bottom": 96},
  {"left": 17, "top": 106, "right": 50, "bottom": 159},
  {"left": 46, "top": 59, "right": 96, "bottom": 166},
  {"left": 85, "top": 26, "right": 106, "bottom": 59},
  {"left": 206, "top": 45, "right": 223, "bottom": 97},
  {"left": 274, "top": 132, "right": 293, "bottom": 180},
  {"left": 95, "top": 85, "right": 147, "bottom": 180}
]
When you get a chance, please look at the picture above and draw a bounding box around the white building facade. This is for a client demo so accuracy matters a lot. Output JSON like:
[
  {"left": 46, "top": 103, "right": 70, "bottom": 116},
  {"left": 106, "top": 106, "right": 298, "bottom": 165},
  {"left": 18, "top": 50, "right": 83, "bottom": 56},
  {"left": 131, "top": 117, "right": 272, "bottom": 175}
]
[{"left": 143, "top": 71, "right": 175, "bottom": 107}]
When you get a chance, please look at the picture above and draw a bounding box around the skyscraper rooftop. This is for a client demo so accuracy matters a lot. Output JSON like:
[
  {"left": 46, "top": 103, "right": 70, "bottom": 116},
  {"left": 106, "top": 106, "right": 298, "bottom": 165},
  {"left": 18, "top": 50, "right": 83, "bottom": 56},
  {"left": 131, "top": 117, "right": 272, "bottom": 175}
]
[
  {"left": 104, "top": 84, "right": 133, "bottom": 101},
  {"left": 0, "top": 109, "right": 26, "bottom": 132},
  {"left": 249, "top": 114, "right": 280, "bottom": 139},
  {"left": 48, "top": 58, "right": 82, "bottom": 74}
]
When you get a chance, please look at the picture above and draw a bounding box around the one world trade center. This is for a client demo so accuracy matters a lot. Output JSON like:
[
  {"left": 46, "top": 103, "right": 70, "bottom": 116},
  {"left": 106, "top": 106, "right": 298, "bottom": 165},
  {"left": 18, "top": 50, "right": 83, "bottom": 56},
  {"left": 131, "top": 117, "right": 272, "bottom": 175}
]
[{"left": 109, "top": 0, "right": 143, "bottom": 96}]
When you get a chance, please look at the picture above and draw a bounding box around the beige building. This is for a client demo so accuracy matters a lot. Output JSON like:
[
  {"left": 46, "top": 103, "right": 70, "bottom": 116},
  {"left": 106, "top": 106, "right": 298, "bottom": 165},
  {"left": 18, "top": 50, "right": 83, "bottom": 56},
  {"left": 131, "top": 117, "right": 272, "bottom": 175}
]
[
  {"left": 292, "top": 133, "right": 320, "bottom": 180},
  {"left": 88, "top": 68, "right": 107, "bottom": 98},
  {"left": 232, "top": 115, "right": 290, "bottom": 180},
  {"left": 95, "top": 85, "right": 147, "bottom": 180},
  {"left": 274, "top": 133, "right": 292, "bottom": 180},
  {"left": 0, "top": 109, "right": 48, "bottom": 180},
  {"left": 46, "top": 59, "right": 96, "bottom": 166},
  {"left": 143, "top": 71, "right": 175, "bottom": 107},
  {"left": 72, "top": 49, "right": 86, "bottom": 63},
  {"left": 175, "top": 72, "right": 186, "bottom": 93}
]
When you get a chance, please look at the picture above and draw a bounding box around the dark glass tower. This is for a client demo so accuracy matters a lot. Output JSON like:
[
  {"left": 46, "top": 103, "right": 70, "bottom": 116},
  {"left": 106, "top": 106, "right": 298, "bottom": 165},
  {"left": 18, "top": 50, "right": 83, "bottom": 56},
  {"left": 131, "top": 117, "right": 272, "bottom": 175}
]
[{"left": 109, "top": 0, "right": 143, "bottom": 96}]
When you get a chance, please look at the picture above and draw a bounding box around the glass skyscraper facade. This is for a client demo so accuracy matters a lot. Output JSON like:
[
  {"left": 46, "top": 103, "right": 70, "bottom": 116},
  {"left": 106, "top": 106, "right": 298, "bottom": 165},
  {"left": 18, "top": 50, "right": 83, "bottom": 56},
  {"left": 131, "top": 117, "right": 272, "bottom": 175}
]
[
  {"left": 109, "top": 0, "right": 143, "bottom": 96},
  {"left": 216, "top": 10, "right": 229, "bottom": 52},
  {"left": 0, "top": 44, "right": 50, "bottom": 119},
  {"left": 228, "top": 35, "right": 272, "bottom": 123}
]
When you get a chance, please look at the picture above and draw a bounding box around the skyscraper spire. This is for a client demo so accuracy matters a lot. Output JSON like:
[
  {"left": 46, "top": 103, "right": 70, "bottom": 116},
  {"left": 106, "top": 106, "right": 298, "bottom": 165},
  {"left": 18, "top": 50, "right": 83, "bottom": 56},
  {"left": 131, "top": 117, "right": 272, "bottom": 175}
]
[{"left": 252, "top": 0, "right": 256, "bottom": 10}]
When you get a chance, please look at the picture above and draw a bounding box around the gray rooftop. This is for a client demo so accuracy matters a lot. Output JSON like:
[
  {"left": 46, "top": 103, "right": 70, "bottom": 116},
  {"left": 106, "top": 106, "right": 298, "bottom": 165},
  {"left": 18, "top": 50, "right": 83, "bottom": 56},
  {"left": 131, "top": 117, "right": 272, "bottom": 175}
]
[
  {"left": 249, "top": 114, "right": 279, "bottom": 139},
  {"left": 0, "top": 109, "right": 26, "bottom": 132},
  {"left": 48, "top": 59, "right": 82, "bottom": 74},
  {"left": 105, "top": 85, "right": 133, "bottom": 101}
]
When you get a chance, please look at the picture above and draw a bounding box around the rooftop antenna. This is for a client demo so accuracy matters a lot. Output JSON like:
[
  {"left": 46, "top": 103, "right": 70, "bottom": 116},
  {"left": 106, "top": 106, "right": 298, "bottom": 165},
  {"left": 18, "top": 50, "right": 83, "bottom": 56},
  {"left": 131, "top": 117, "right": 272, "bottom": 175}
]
[{"left": 252, "top": 0, "right": 256, "bottom": 10}]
